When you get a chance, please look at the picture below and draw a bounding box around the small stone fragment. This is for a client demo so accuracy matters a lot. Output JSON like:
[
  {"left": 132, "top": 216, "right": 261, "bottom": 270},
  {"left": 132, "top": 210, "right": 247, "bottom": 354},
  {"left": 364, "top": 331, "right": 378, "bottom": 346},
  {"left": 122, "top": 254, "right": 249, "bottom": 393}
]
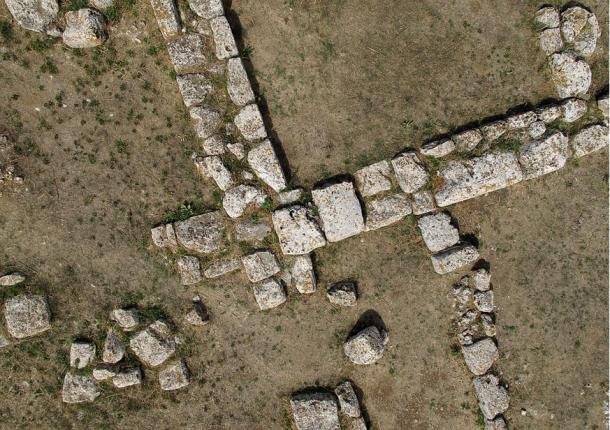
[
  {"left": 528, "top": 121, "right": 546, "bottom": 138},
  {"left": 91, "top": 0, "right": 113, "bottom": 9},
  {"left": 177, "top": 256, "right": 202, "bottom": 285},
  {"left": 485, "top": 416, "right": 508, "bottom": 430},
  {"left": 312, "top": 181, "right": 365, "bottom": 242},
  {"left": 335, "top": 381, "right": 361, "bottom": 417},
  {"left": 452, "top": 129, "right": 483, "bottom": 151},
  {"left": 292, "top": 255, "right": 316, "bottom": 294},
  {"left": 247, "top": 140, "right": 287, "bottom": 192},
  {"left": 519, "top": 132, "right": 568, "bottom": 179},
  {"left": 535, "top": 6, "right": 560, "bottom": 29},
  {"left": 4, "top": 294, "right": 51, "bottom": 339},
  {"left": 354, "top": 160, "right": 393, "bottom": 197},
  {"left": 202, "top": 134, "right": 226, "bottom": 155},
  {"left": 113, "top": 368, "right": 142, "bottom": 388},
  {"left": 62, "top": 373, "right": 101, "bottom": 403},
  {"left": 159, "top": 360, "right": 190, "bottom": 390},
  {"left": 223, "top": 185, "right": 267, "bottom": 218},
  {"left": 5, "top": 0, "right": 58, "bottom": 33},
  {"left": 472, "top": 268, "right": 491, "bottom": 291},
  {"left": 70, "top": 342, "right": 96, "bottom": 369},
  {"left": 365, "top": 193, "right": 411, "bottom": 231},
  {"left": 227, "top": 141, "right": 246, "bottom": 159},
  {"left": 102, "top": 330, "right": 125, "bottom": 364},
  {"left": 480, "top": 121, "right": 507, "bottom": 142},
  {"left": 571, "top": 125, "right": 609, "bottom": 157},
  {"left": 418, "top": 213, "right": 459, "bottom": 253},
  {"left": 111, "top": 308, "right": 139, "bottom": 331},
  {"left": 0, "top": 272, "right": 26, "bottom": 286},
  {"left": 344, "top": 326, "right": 388, "bottom": 365},
  {"left": 431, "top": 244, "right": 479, "bottom": 275},
  {"left": 204, "top": 156, "right": 234, "bottom": 191},
  {"left": 150, "top": 0, "right": 181, "bottom": 39},
  {"left": 62, "top": 8, "right": 107, "bottom": 48},
  {"left": 235, "top": 104, "right": 267, "bottom": 141},
  {"left": 474, "top": 291, "right": 494, "bottom": 313},
  {"left": 473, "top": 374, "right": 510, "bottom": 420},
  {"left": 597, "top": 94, "right": 609, "bottom": 121},
  {"left": 227, "top": 58, "right": 255, "bottom": 106},
  {"left": 272, "top": 205, "right": 327, "bottom": 255},
  {"left": 129, "top": 321, "right": 176, "bottom": 367},
  {"left": 462, "top": 338, "right": 499, "bottom": 376},
  {"left": 481, "top": 314, "right": 496, "bottom": 337},
  {"left": 506, "top": 111, "right": 537, "bottom": 130},
  {"left": 290, "top": 391, "right": 340, "bottom": 430},
  {"left": 236, "top": 220, "right": 272, "bottom": 244},
  {"left": 203, "top": 258, "right": 241, "bottom": 278},
  {"left": 536, "top": 104, "right": 562, "bottom": 123},
  {"left": 548, "top": 52, "right": 592, "bottom": 98},
  {"left": 420, "top": 138, "right": 455, "bottom": 157},
  {"left": 168, "top": 34, "right": 207, "bottom": 74},
  {"left": 279, "top": 188, "right": 304, "bottom": 205},
  {"left": 190, "top": 107, "right": 221, "bottom": 140},
  {"left": 391, "top": 152, "right": 428, "bottom": 194},
  {"left": 187, "top": 0, "right": 223, "bottom": 19},
  {"left": 185, "top": 300, "right": 209, "bottom": 326},
  {"left": 193, "top": 155, "right": 210, "bottom": 178},
  {"left": 561, "top": 98, "right": 588, "bottom": 123},
  {"left": 210, "top": 16, "right": 238, "bottom": 59},
  {"left": 174, "top": 212, "right": 225, "bottom": 254},
  {"left": 252, "top": 277, "right": 286, "bottom": 310},
  {"left": 0, "top": 335, "right": 9, "bottom": 348},
  {"left": 411, "top": 190, "right": 436, "bottom": 215},
  {"left": 242, "top": 251, "right": 281, "bottom": 282},
  {"left": 538, "top": 28, "right": 563, "bottom": 56},
  {"left": 327, "top": 281, "right": 357, "bottom": 307},
  {"left": 92, "top": 367, "right": 116, "bottom": 381}
]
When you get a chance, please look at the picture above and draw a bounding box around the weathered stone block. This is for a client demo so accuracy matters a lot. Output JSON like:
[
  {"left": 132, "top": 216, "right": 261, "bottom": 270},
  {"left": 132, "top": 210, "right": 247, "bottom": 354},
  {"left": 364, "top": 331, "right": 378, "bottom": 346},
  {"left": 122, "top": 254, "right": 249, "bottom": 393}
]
[
  {"left": 462, "top": 338, "right": 499, "bottom": 376},
  {"left": 210, "top": 16, "right": 238, "bottom": 59},
  {"left": 242, "top": 251, "right": 280, "bottom": 282},
  {"left": 292, "top": 254, "right": 316, "bottom": 294},
  {"left": 420, "top": 138, "right": 455, "bottom": 157},
  {"left": 177, "top": 255, "right": 202, "bottom": 285},
  {"left": 252, "top": 278, "right": 286, "bottom": 310},
  {"left": 168, "top": 34, "right": 207, "bottom": 74},
  {"left": 312, "top": 181, "right": 364, "bottom": 242},
  {"left": 290, "top": 392, "right": 340, "bottom": 430},
  {"left": 248, "top": 140, "right": 287, "bottom": 192},
  {"left": 418, "top": 213, "right": 459, "bottom": 253},
  {"left": 365, "top": 193, "right": 411, "bottom": 231},
  {"left": 223, "top": 184, "right": 266, "bottom": 218},
  {"left": 391, "top": 152, "right": 428, "bottom": 193},
  {"left": 473, "top": 374, "right": 510, "bottom": 420},
  {"left": 431, "top": 243, "right": 479, "bottom": 274},
  {"left": 519, "top": 132, "right": 568, "bottom": 179},
  {"left": 235, "top": 104, "right": 267, "bottom": 141},
  {"left": 344, "top": 326, "right": 388, "bottom": 365},
  {"left": 150, "top": 0, "right": 181, "bottom": 39},
  {"left": 227, "top": 58, "right": 255, "bottom": 106},
  {"left": 4, "top": 294, "right": 51, "bottom": 339},
  {"left": 176, "top": 74, "right": 212, "bottom": 108},
  {"left": 571, "top": 125, "right": 608, "bottom": 157},
  {"left": 174, "top": 212, "right": 225, "bottom": 254},
  {"left": 354, "top": 160, "right": 393, "bottom": 197},
  {"left": 187, "top": 0, "right": 223, "bottom": 19},
  {"left": 272, "top": 205, "right": 326, "bottom": 255}
]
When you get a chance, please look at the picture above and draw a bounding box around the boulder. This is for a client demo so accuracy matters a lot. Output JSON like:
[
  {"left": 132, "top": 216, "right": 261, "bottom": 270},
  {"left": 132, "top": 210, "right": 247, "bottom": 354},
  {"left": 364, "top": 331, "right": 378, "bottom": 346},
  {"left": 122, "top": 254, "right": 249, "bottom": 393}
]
[
  {"left": 420, "top": 138, "right": 455, "bottom": 158},
  {"left": 234, "top": 104, "right": 267, "bottom": 141},
  {"left": 327, "top": 281, "right": 357, "bottom": 307},
  {"left": 247, "top": 140, "right": 287, "bottom": 192},
  {"left": 344, "top": 326, "right": 388, "bottom": 365},
  {"left": 223, "top": 184, "right": 266, "bottom": 218},
  {"left": 312, "top": 181, "right": 364, "bottom": 242},
  {"left": 480, "top": 121, "right": 507, "bottom": 142},
  {"left": 561, "top": 6, "right": 600, "bottom": 57},
  {"left": 506, "top": 111, "right": 537, "bottom": 130},
  {"left": 4, "top": 294, "right": 51, "bottom": 338},
  {"left": 62, "top": 373, "right": 101, "bottom": 403},
  {"left": 149, "top": 0, "right": 181, "bottom": 39},
  {"left": 485, "top": 416, "right": 507, "bottom": 430},
  {"left": 102, "top": 330, "right": 125, "bottom": 364},
  {"left": 472, "top": 268, "right": 491, "bottom": 291},
  {"left": 5, "top": 0, "right": 58, "bottom": 33},
  {"left": 129, "top": 321, "right": 176, "bottom": 367},
  {"left": 185, "top": 299, "right": 209, "bottom": 326},
  {"left": 227, "top": 58, "right": 255, "bottom": 106},
  {"left": 272, "top": 205, "right": 327, "bottom": 255},
  {"left": 528, "top": 121, "right": 546, "bottom": 139},
  {"left": 168, "top": 34, "right": 207, "bottom": 74},
  {"left": 474, "top": 291, "right": 494, "bottom": 313},
  {"left": 431, "top": 244, "right": 479, "bottom": 274},
  {"left": 561, "top": 98, "right": 587, "bottom": 123},
  {"left": 518, "top": 132, "right": 568, "bottom": 179},
  {"left": 452, "top": 129, "right": 483, "bottom": 151},
  {"left": 190, "top": 107, "right": 221, "bottom": 140},
  {"left": 241, "top": 251, "right": 281, "bottom": 282},
  {"left": 0, "top": 272, "right": 25, "bottom": 286},
  {"left": 236, "top": 220, "right": 272, "bottom": 244},
  {"left": 391, "top": 152, "right": 428, "bottom": 193},
  {"left": 473, "top": 374, "right": 510, "bottom": 420},
  {"left": 210, "top": 16, "right": 238, "bottom": 59},
  {"left": 204, "top": 156, "right": 234, "bottom": 190},
  {"left": 548, "top": 52, "right": 591, "bottom": 98},
  {"left": 203, "top": 257, "right": 241, "bottom": 278},
  {"left": 187, "top": 0, "right": 223, "bottom": 19},
  {"left": 111, "top": 308, "right": 139, "bottom": 331},
  {"left": 538, "top": 28, "right": 563, "bottom": 56},
  {"left": 290, "top": 391, "right": 340, "bottom": 430},
  {"left": 354, "top": 160, "right": 393, "bottom": 197},
  {"left": 292, "top": 255, "right": 316, "bottom": 294},
  {"left": 571, "top": 125, "right": 608, "bottom": 157},
  {"left": 112, "top": 368, "right": 141, "bottom": 388},
  {"left": 174, "top": 212, "right": 225, "bottom": 254},
  {"left": 177, "top": 255, "right": 202, "bottom": 285},
  {"left": 434, "top": 153, "right": 523, "bottom": 207},
  {"left": 176, "top": 74, "right": 213, "bottom": 108},
  {"left": 411, "top": 190, "right": 436, "bottom": 215},
  {"left": 62, "top": 8, "right": 107, "bottom": 48},
  {"left": 365, "top": 193, "right": 411, "bottom": 231},
  {"left": 334, "top": 381, "right": 361, "bottom": 417},
  {"left": 462, "top": 338, "right": 499, "bottom": 375},
  {"left": 417, "top": 213, "right": 459, "bottom": 253},
  {"left": 535, "top": 6, "right": 560, "bottom": 29},
  {"left": 70, "top": 341, "right": 96, "bottom": 368},
  {"left": 252, "top": 277, "right": 286, "bottom": 310},
  {"left": 536, "top": 104, "right": 562, "bottom": 123},
  {"left": 159, "top": 360, "right": 190, "bottom": 390}
]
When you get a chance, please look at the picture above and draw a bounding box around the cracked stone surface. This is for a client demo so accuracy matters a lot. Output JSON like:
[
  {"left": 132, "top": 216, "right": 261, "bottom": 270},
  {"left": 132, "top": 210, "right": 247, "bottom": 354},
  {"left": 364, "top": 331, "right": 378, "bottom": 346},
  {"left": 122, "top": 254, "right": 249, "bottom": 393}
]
[
  {"left": 335, "top": 381, "right": 361, "bottom": 417},
  {"left": 111, "top": 308, "right": 139, "bottom": 331},
  {"left": 211, "top": 16, "right": 238, "bottom": 60},
  {"left": 102, "top": 330, "right": 125, "bottom": 364},
  {"left": 272, "top": 205, "right": 327, "bottom": 255},
  {"left": 227, "top": 58, "right": 255, "bottom": 106},
  {"left": 62, "top": 8, "right": 108, "bottom": 49},
  {"left": 312, "top": 181, "right": 364, "bottom": 242},
  {"left": 168, "top": 34, "right": 207, "bottom": 74},
  {"left": 190, "top": 107, "right": 221, "bottom": 140},
  {"left": 327, "top": 281, "right": 357, "bottom": 307},
  {"left": 290, "top": 392, "right": 340, "bottom": 430},
  {"left": 535, "top": 6, "right": 559, "bottom": 29},
  {"left": 176, "top": 74, "right": 213, "bottom": 108},
  {"left": 70, "top": 342, "right": 96, "bottom": 369},
  {"left": 150, "top": 0, "right": 181, "bottom": 39},
  {"left": 452, "top": 129, "right": 483, "bottom": 152},
  {"left": 5, "top": 0, "right": 58, "bottom": 33},
  {"left": 204, "top": 156, "right": 234, "bottom": 191},
  {"left": 4, "top": 294, "right": 51, "bottom": 339},
  {"left": 480, "top": 120, "right": 507, "bottom": 141},
  {"left": 548, "top": 52, "right": 592, "bottom": 98},
  {"left": 411, "top": 190, "right": 436, "bottom": 215}
]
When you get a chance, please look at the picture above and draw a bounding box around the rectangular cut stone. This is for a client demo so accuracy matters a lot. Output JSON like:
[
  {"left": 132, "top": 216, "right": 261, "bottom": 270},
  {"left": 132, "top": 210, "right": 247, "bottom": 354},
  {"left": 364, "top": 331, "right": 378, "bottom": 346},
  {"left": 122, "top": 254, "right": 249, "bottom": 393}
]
[
  {"left": 227, "top": 58, "right": 255, "bottom": 106},
  {"left": 176, "top": 74, "right": 212, "bottom": 108},
  {"left": 272, "top": 205, "right": 326, "bottom": 255},
  {"left": 418, "top": 213, "right": 459, "bottom": 253},
  {"left": 312, "top": 181, "right": 364, "bottom": 242},
  {"left": 168, "top": 34, "right": 207, "bottom": 74},
  {"left": 210, "top": 16, "right": 238, "bottom": 59},
  {"left": 203, "top": 258, "right": 241, "bottom": 278},
  {"left": 252, "top": 278, "right": 286, "bottom": 310},
  {"left": 391, "top": 152, "right": 429, "bottom": 193},
  {"left": 187, "top": 0, "right": 223, "bottom": 19},
  {"left": 365, "top": 193, "right": 411, "bottom": 231},
  {"left": 411, "top": 190, "right": 436, "bottom": 215},
  {"left": 150, "top": 0, "right": 181, "bottom": 39},
  {"left": 173, "top": 212, "right": 225, "bottom": 254},
  {"left": 354, "top": 160, "right": 393, "bottom": 197},
  {"left": 519, "top": 132, "right": 568, "bottom": 179},
  {"left": 571, "top": 125, "right": 608, "bottom": 157},
  {"left": 431, "top": 243, "right": 479, "bottom": 274},
  {"left": 242, "top": 251, "right": 280, "bottom": 282},
  {"left": 235, "top": 104, "right": 267, "bottom": 141},
  {"left": 247, "top": 140, "right": 287, "bottom": 192},
  {"left": 292, "top": 255, "right": 316, "bottom": 294},
  {"left": 434, "top": 153, "right": 524, "bottom": 207},
  {"left": 290, "top": 392, "right": 340, "bottom": 430}
]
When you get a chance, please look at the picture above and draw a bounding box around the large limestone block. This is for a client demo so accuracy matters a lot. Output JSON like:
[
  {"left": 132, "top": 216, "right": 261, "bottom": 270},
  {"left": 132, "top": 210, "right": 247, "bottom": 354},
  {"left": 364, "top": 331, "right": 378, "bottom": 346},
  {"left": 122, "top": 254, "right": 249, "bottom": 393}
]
[
  {"left": 519, "top": 132, "right": 568, "bottom": 179},
  {"left": 227, "top": 58, "right": 255, "bottom": 106},
  {"left": 149, "top": 0, "right": 181, "bottom": 39},
  {"left": 571, "top": 125, "right": 608, "bottom": 157},
  {"left": 252, "top": 277, "right": 286, "bottom": 310},
  {"left": 391, "top": 152, "right": 428, "bottom": 193},
  {"left": 473, "top": 374, "right": 510, "bottom": 420},
  {"left": 418, "top": 213, "right": 459, "bottom": 253},
  {"left": 354, "top": 160, "right": 393, "bottom": 197},
  {"left": 222, "top": 184, "right": 266, "bottom": 218},
  {"left": 187, "top": 0, "right": 223, "bottom": 19},
  {"left": 129, "top": 321, "right": 175, "bottom": 367},
  {"left": 176, "top": 74, "right": 212, "bottom": 108},
  {"left": 62, "top": 8, "right": 108, "bottom": 48},
  {"left": 364, "top": 193, "right": 411, "bottom": 231},
  {"left": 290, "top": 392, "right": 340, "bottom": 430},
  {"left": 247, "top": 140, "right": 287, "bottom": 192},
  {"left": 174, "top": 212, "right": 225, "bottom": 254},
  {"left": 168, "top": 34, "right": 207, "bottom": 74},
  {"left": 5, "top": 0, "right": 58, "bottom": 32},
  {"left": 235, "top": 104, "right": 267, "bottom": 141},
  {"left": 272, "top": 205, "right": 326, "bottom": 255},
  {"left": 210, "top": 16, "right": 238, "bottom": 59},
  {"left": 312, "top": 181, "right": 364, "bottom": 242},
  {"left": 4, "top": 294, "right": 51, "bottom": 338}
]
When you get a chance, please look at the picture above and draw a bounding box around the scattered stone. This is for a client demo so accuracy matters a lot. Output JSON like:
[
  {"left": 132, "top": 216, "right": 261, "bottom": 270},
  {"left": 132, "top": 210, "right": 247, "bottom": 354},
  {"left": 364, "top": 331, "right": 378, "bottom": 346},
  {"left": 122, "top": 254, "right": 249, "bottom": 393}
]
[
  {"left": 223, "top": 185, "right": 267, "bottom": 218},
  {"left": 4, "top": 294, "right": 51, "bottom": 339},
  {"left": 453, "top": 129, "right": 483, "bottom": 151},
  {"left": 538, "top": 28, "right": 563, "bottom": 56},
  {"left": 411, "top": 190, "right": 436, "bottom": 215},
  {"left": 102, "top": 330, "right": 125, "bottom": 364},
  {"left": 149, "top": 0, "right": 181, "bottom": 39},
  {"left": 190, "top": 107, "right": 221, "bottom": 140},
  {"left": 151, "top": 225, "right": 169, "bottom": 248},
  {"left": 62, "top": 373, "right": 101, "bottom": 403},
  {"left": 292, "top": 255, "right": 316, "bottom": 294},
  {"left": 129, "top": 321, "right": 176, "bottom": 367},
  {"left": 327, "top": 281, "right": 357, "bottom": 307},
  {"left": 5, "top": 0, "right": 58, "bottom": 33},
  {"left": 536, "top": 104, "right": 562, "bottom": 123},
  {"left": 242, "top": 251, "right": 281, "bottom": 282},
  {"left": 365, "top": 193, "right": 411, "bottom": 231},
  {"left": 481, "top": 314, "right": 497, "bottom": 337},
  {"left": 111, "top": 308, "right": 139, "bottom": 331},
  {"left": 344, "top": 326, "right": 388, "bottom": 365},
  {"left": 227, "top": 141, "right": 246, "bottom": 159},
  {"left": 561, "top": 98, "right": 588, "bottom": 123},
  {"left": 272, "top": 205, "right": 327, "bottom": 255},
  {"left": 70, "top": 342, "right": 96, "bottom": 368},
  {"left": 434, "top": 153, "right": 523, "bottom": 207},
  {"left": 472, "top": 268, "right": 491, "bottom": 291},
  {"left": 168, "top": 34, "right": 207, "bottom": 74},
  {"left": 290, "top": 391, "right": 340, "bottom": 430},
  {"left": 535, "top": 6, "right": 560, "bottom": 29},
  {"left": 227, "top": 58, "right": 255, "bottom": 106},
  {"left": 561, "top": 6, "right": 600, "bottom": 57},
  {"left": 462, "top": 338, "right": 499, "bottom": 376},
  {"left": 187, "top": 0, "right": 223, "bottom": 19},
  {"left": 571, "top": 125, "right": 609, "bottom": 157},
  {"left": 203, "top": 258, "right": 241, "bottom": 278},
  {"left": 113, "top": 368, "right": 142, "bottom": 388},
  {"left": 159, "top": 360, "right": 190, "bottom": 390},
  {"left": 312, "top": 181, "right": 365, "bottom": 242},
  {"left": 548, "top": 52, "right": 591, "bottom": 98},
  {"left": 473, "top": 374, "right": 510, "bottom": 420},
  {"left": 519, "top": 132, "right": 568, "bottom": 179},
  {"left": 234, "top": 104, "right": 267, "bottom": 141},
  {"left": 236, "top": 220, "right": 272, "bottom": 244},
  {"left": 485, "top": 416, "right": 508, "bottom": 430},
  {"left": 458, "top": 309, "right": 478, "bottom": 327},
  {"left": 506, "top": 111, "right": 537, "bottom": 130},
  {"left": 177, "top": 256, "right": 202, "bottom": 285},
  {"left": 474, "top": 291, "right": 494, "bottom": 313},
  {"left": 354, "top": 160, "right": 393, "bottom": 197},
  {"left": 420, "top": 138, "right": 455, "bottom": 158},
  {"left": 202, "top": 135, "right": 226, "bottom": 155},
  {"left": 252, "top": 277, "right": 286, "bottom": 310},
  {"left": 204, "top": 156, "right": 234, "bottom": 191},
  {"left": 391, "top": 152, "right": 428, "bottom": 194},
  {"left": 174, "top": 212, "right": 225, "bottom": 254},
  {"left": 62, "top": 8, "right": 107, "bottom": 49},
  {"left": 0, "top": 272, "right": 25, "bottom": 286},
  {"left": 480, "top": 121, "right": 507, "bottom": 142},
  {"left": 350, "top": 417, "right": 368, "bottom": 430},
  {"left": 418, "top": 213, "right": 459, "bottom": 253},
  {"left": 248, "top": 140, "right": 287, "bottom": 192},
  {"left": 0, "top": 335, "right": 9, "bottom": 348},
  {"left": 528, "top": 121, "right": 546, "bottom": 138},
  {"left": 279, "top": 188, "right": 304, "bottom": 205},
  {"left": 185, "top": 297, "right": 209, "bottom": 326},
  {"left": 92, "top": 367, "right": 116, "bottom": 381},
  {"left": 431, "top": 244, "right": 479, "bottom": 275},
  {"left": 335, "top": 381, "right": 361, "bottom": 417},
  {"left": 210, "top": 16, "right": 238, "bottom": 59}
]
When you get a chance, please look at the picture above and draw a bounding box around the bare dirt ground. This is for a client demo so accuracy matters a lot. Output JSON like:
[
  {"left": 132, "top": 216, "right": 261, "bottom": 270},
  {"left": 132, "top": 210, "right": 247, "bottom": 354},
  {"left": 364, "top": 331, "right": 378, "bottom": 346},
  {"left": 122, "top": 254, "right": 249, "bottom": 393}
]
[{"left": 0, "top": 0, "right": 607, "bottom": 429}]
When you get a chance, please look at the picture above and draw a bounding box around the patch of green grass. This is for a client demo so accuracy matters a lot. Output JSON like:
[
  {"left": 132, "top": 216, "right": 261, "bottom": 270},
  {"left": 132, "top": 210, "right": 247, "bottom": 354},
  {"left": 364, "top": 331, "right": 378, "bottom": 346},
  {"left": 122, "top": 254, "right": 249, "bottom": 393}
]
[
  {"left": 40, "top": 57, "right": 58, "bottom": 74},
  {"left": 64, "top": 0, "right": 88, "bottom": 11},
  {"left": 261, "top": 197, "right": 274, "bottom": 211},
  {"left": 104, "top": 0, "right": 137, "bottom": 23},
  {"left": 27, "top": 37, "right": 54, "bottom": 53},
  {"left": 163, "top": 203, "right": 195, "bottom": 223},
  {"left": 0, "top": 20, "right": 14, "bottom": 41},
  {"left": 495, "top": 136, "right": 523, "bottom": 152}
]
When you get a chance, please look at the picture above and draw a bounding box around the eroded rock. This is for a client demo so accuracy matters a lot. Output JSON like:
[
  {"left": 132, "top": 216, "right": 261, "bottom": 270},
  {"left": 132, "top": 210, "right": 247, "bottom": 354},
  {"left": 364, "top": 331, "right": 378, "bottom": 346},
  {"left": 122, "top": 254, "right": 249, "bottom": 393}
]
[
  {"left": 184, "top": 299, "right": 209, "bottom": 326},
  {"left": 561, "top": 98, "right": 587, "bottom": 123},
  {"left": 150, "top": 0, "right": 181, "bottom": 39},
  {"left": 327, "top": 281, "right": 357, "bottom": 307},
  {"left": 102, "top": 330, "right": 125, "bottom": 364},
  {"left": 548, "top": 52, "right": 591, "bottom": 98},
  {"left": 204, "top": 156, "right": 234, "bottom": 190},
  {"left": 62, "top": 8, "right": 107, "bottom": 49},
  {"left": 291, "top": 255, "right": 316, "bottom": 294},
  {"left": 210, "top": 16, "right": 238, "bottom": 59},
  {"left": 168, "top": 34, "right": 207, "bottom": 74},
  {"left": 62, "top": 373, "right": 100, "bottom": 403},
  {"left": 177, "top": 255, "right": 202, "bottom": 285},
  {"left": 272, "top": 205, "right": 326, "bottom": 255},
  {"left": 480, "top": 121, "right": 507, "bottom": 142},
  {"left": 70, "top": 341, "right": 96, "bottom": 368},
  {"left": 431, "top": 244, "right": 479, "bottom": 274},
  {"left": 5, "top": 0, "right": 58, "bottom": 33},
  {"left": 190, "top": 107, "right": 221, "bottom": 140},
  {"left": 176, "top": 74, "right": 213, "bottom": 108},
  {"left": 535, "top": 6, "right": 559, "bottom": 29},
  {"left": 129, "top": 321, "right": 176, "bottom": 367},
  {"left": 344, "top": 326, "right": 388, "bottom": 365},
  {"left": 113, "top": 368, "right": 141, "bottom": 388},
  {"left": 473, "top": 374, "right": 510, "bottom": 420},
  {"left": 223, "top": 184, "right": 266, "bottom": 218},
  {"left": 462, "top": 338, "right": 499, "bottom": 376},
  {"left": 174, "top": 212, "right": 225, "bottom": 254},
  {"left": 420, "top": 138, "right": 455, "bottom": 158},
  {"left": 203, "top": 258, "right": 241, "bottom": 278},
  {"left": 111, "top": 308, "right": 139, "bottom": 331},
  {"left": 159, "top": 360, "right": 190, "bottom": 390},
  {"left": 453, "top": 129, "right": 483, "bottom": 151},
  {"left": 236, "top": 220, "right": 272, "bottom": 244},
  {"left": 0, "top": 272, "right": 25, "bottom": 286},
  {"left": 227, "top": 58, "right": 255, "bottom": 106},
  {"left": 539, "top": 28, "right": 563, "bottom": 56},
  {"left": 187, "top": 0, "right": 223, "bottom": 19},
  {"left": 411, "top": 190, "right": 436, "bottom": 215},
  {"left": 335, "top": 381, "right": 361, "bottom": 417}
]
